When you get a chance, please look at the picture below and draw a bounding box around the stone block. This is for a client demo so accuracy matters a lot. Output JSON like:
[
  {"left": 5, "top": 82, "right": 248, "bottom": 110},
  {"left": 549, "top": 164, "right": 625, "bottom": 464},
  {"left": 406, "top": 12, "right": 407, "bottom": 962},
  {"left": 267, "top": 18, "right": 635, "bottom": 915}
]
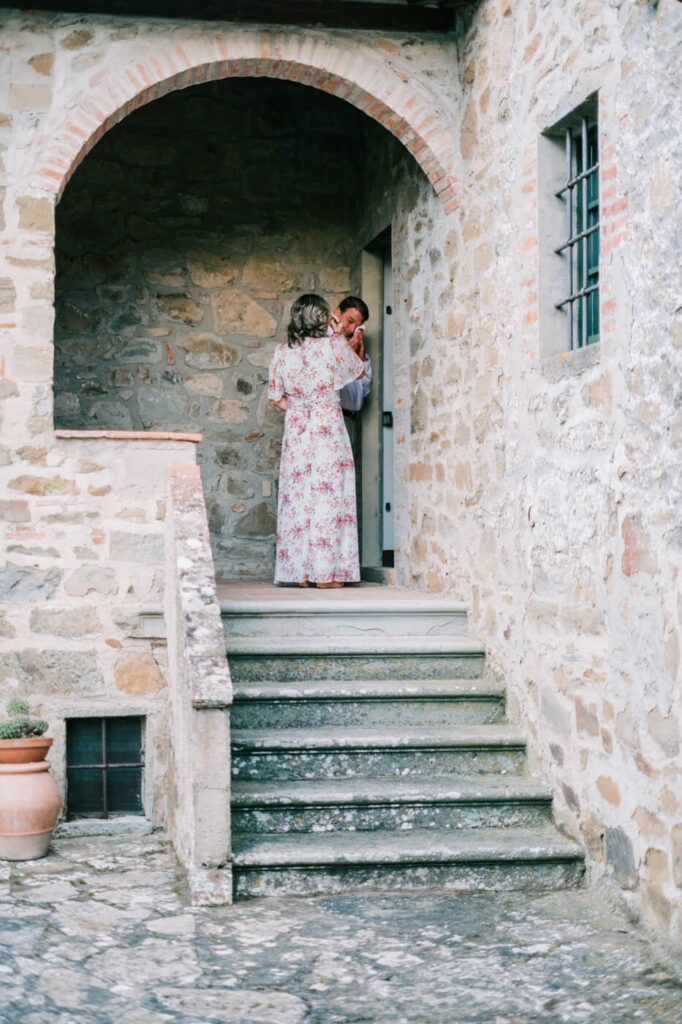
[
  {"left": 644, "top": 848, "right": 670, "bottom": 885},
  {"left": 61, "top": 27, "right": 93, "bottom": 48},
  {"left": 28, "top": 52, "right": 54, "bottom": 75},
  {"left": 88, "top": 401, "right": 133, "bottom": 430},
  {"left": 0, "top": 500, "right": 30, "bottom": 523},
  {"left": 318, "top": 265, "right": 351, "bottom": 292},
  {"left": 138, "top": 386, "right": 188, "bottom": 428},
  {"left": 597, "top": 776, "right": 621, "bottom": 806},
  {"left": 179, "top": 335, "right": 240, "bottom": 369},
  {"left": 289, "top": 229, "right": 330, "bottom": 262},
  {"left": 185, "top": 374, "right": 223, "bottom": 396},
  {"left": 212, "top": 290, "right": 277, "bottom": 337},
  {"left": 575, "top": 696, "right": 599, "bottom": 737},
  {"left": 57, "top": 301, "right": 101, "bottom": 334},
  {"left": 0, "top": 612, "right": 16, "bottom": 639},
  {"left": 647, "top": 708, "right": 680, "bottom": 757},
  {"left": 242, "top": 255, "right": 302, "bottom": 293},
  {"left": 211, "top": 400, "right": 249, "bottom": 424},
  {"left": 234, "top": 502, "right": 276, "bottom": 538},
  {"left": 0, "top": 650, "right": 103, "bottom": 695},
  {"left": 9, "top": 85, "right": 52, "bottom": 111},
  {"left": 109, "top": 531, "right": 164, "bottom": 563},
  {"left": 156, "top": 295, "right": 203, "bottom": 326},
  {"left": 622, "top": 515, "right": 658, "bottom": 576},
  {"left": 605, "top": 827, "right": 637, "bottom": 889},
  {"left": 17, "top": 195, "right": 54, "bottom": 231},
  {"left": 0, "top": 564, "right": 61, "bottom": 602},
  {"left": 8, "top": 472, "right": 77, "bottom": 497},
  {"left": 64, "top": 566, "right": 118, "bottom": 597},
  {"left": 0, "top": 278, "right": 16, "bottom": 313},
  {"left": 672, "top": 824, "right": 682, "bottom": 888},
  {"left": 118, "top": 338, "right": 162, "bottom": 364},
  {"left": 187, "top": 250, "right": 238, "bottom": 288},
  {"left": 633, "top": 806, "right": 666, "bottom": 839},
  {"left": 114, "top": 651, "right": 166, "bottom": 694},
  {"left": 30, "top": 607, "right": 101, "bottom": 637}
]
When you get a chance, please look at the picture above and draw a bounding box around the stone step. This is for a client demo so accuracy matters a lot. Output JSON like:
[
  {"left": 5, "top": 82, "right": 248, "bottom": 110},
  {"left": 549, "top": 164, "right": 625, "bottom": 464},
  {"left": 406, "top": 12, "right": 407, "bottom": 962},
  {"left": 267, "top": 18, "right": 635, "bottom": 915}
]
[
  {"left": 231, "top": 775, "right": 554, "bottom": 833},
  {"left": 226, "top": 636, "right": 486, "bottom": 683},
  {"left": 231, "top": 677, "right": 506, "bottom": 728},
  {"left": 221, "top": 595, "right": 469, "bottom": 640},
  {"left": 231, "top": 826, "right": 585, "bottom": 898},
  {"left": 231, "top": 724, "right": 527, "bottom": 780}
]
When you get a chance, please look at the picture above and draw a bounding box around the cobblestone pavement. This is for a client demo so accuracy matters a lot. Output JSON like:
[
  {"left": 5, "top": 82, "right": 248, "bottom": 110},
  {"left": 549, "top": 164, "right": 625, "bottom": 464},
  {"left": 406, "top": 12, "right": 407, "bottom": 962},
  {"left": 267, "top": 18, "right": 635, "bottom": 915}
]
[{"left": 1, "top": 822, "right": 681, "bottom": 1024}]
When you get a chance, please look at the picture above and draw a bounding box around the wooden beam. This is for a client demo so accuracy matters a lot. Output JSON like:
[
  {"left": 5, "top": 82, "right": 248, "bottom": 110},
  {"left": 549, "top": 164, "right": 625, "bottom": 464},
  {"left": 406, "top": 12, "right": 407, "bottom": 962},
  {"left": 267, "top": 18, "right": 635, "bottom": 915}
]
[{"left": 14, "top": 0, "right": 460, "bottom": 30}]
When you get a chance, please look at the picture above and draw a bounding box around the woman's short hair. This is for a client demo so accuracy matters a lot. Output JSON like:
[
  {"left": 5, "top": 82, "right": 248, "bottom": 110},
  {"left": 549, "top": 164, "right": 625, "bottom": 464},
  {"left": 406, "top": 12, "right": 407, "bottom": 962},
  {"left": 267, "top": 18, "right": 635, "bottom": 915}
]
[{"left": 287, "top": 293, "right": 330, "bottom": 347}]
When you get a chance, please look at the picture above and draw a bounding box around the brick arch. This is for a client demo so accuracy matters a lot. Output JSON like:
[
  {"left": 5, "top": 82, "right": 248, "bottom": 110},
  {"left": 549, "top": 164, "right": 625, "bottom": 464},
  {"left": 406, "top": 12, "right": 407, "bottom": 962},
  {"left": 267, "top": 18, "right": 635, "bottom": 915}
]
[{"left": 30, "top": 31, "right": 459, "bottom": 213}]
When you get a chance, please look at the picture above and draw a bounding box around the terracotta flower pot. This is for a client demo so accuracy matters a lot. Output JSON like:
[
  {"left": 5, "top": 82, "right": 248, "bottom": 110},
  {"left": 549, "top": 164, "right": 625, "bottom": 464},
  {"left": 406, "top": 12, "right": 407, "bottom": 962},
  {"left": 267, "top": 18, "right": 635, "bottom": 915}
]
[
  {"left": 0, "top": 736, "right": 53, "bottom": 765},
  {"left": 0, "top": 739, "right": 63, "bottom": 861}
]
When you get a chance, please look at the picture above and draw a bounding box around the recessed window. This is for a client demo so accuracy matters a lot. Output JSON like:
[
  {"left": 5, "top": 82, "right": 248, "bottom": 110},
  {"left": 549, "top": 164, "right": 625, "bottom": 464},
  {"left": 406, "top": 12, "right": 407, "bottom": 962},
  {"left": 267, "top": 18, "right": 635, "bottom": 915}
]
[
  {"left": 66, "top": 717, "right": 144, "bottom": 818},
  {"left": 539, "top": 94, "right": 600, "bottom": 357}
]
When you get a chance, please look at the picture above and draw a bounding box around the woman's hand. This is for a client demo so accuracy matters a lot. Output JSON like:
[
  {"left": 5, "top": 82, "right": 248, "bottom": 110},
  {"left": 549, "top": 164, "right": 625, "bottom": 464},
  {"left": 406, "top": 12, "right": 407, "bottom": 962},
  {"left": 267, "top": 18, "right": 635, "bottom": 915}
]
[{"left": 270, "top": 397, "right": 288, "bottom": 411}]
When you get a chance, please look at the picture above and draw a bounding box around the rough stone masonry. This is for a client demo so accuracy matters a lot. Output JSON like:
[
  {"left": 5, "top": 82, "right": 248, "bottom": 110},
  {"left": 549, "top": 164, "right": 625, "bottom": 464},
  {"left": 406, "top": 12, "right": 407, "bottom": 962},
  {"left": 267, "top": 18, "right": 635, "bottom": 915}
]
[{"left": 0, "top": 0, "right": 680, "bottom": 950}]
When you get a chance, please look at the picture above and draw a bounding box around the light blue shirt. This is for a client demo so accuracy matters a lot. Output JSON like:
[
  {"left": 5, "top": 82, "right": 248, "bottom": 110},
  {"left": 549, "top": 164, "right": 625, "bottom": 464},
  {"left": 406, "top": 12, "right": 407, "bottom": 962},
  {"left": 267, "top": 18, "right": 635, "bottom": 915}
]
[{"left": 339, "top": 356, "right": 372, "bottom": 412}]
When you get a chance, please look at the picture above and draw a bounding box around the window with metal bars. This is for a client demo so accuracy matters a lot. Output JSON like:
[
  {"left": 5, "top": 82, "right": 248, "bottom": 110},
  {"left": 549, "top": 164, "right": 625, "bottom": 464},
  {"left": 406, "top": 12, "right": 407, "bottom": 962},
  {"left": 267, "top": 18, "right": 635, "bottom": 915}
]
[
  {"left": 66, "top": 716, "right": 144, "bottom": 818},
  {"left": 555, "top": 108, "right": 600, "bottom": 349}
]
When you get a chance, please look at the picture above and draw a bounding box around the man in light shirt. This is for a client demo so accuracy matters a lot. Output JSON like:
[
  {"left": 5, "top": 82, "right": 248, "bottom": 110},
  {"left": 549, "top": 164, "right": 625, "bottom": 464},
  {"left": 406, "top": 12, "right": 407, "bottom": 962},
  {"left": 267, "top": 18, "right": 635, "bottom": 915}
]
[
  {"left": 329, "top": 295, "right": 372, "bottom": 432},
  {"left": 330, "top": 296, "right": 371, "bottom": 537}
]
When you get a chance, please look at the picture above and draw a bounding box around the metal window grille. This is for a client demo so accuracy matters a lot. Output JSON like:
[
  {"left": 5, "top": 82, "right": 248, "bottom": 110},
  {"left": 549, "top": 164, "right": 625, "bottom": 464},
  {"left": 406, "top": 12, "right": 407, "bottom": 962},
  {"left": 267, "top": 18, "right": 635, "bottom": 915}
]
[
  {"left": 554, "top": 114, "right": 599, "bottom": 350},
  {"left": 66, "top": 716, "right": 144, "bottom": 818}
]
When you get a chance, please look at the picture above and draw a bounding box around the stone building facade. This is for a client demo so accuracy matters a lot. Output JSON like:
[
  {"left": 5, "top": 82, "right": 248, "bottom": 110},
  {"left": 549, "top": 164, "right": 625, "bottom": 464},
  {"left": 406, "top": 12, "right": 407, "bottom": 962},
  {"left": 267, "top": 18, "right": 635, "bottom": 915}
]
[{"left": 1, "top": 0, "right": 681, "bottom": 943}]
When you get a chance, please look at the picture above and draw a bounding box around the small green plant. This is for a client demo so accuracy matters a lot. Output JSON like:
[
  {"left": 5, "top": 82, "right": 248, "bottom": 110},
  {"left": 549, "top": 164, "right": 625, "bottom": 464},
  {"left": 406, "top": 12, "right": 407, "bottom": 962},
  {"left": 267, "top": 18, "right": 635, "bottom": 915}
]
[{"left": 0, "top": 698, "right": 49, "bottom": 740}]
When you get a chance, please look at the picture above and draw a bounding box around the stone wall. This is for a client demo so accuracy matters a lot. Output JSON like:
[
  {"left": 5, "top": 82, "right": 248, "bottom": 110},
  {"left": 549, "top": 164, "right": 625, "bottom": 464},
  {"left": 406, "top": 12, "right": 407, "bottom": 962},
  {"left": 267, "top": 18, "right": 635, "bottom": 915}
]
[
  {"left": 0, "top": 9, "right": 451, "bottom": 845},
  {"left": 0, "top": 434, "right": 199, "bottom": 822},
  {"left": 395, "top": 0, "right": 682, "bottom": 947},
  {"left": 1, "top": 0, "right": 681, "bottom": 948},
  {"left": 53, "top": 78, "right": 369, "bottom": 579}
]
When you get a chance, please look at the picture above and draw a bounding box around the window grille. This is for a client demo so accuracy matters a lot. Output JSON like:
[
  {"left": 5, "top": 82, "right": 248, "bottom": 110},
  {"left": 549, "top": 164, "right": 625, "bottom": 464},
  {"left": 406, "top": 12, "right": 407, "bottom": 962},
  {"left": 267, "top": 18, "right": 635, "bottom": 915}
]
[
  {"left": 66, "top": 716, "right": 144, "bottom": 818},
  {"left": 554, "top": 113, "right": 599, "bottom": 349}
]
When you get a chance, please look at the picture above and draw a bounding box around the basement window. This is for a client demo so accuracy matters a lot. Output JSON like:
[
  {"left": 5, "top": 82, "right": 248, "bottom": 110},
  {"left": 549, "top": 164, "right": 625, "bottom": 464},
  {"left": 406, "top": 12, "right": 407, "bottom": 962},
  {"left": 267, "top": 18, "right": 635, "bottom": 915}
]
[
  {"left": 66, "top": 716, "right": 144, "bottom": 818},
  {"left": 539, "top": 94, "right": 600, "bottom": 357}
]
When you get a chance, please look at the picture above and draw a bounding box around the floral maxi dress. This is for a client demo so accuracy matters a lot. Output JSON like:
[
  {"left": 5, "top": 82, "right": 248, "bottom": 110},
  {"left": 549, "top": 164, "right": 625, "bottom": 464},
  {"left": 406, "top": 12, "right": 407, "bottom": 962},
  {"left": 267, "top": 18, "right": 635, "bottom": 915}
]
[{"left": 268, "top": 333, "right": 365, "bottom": 584}]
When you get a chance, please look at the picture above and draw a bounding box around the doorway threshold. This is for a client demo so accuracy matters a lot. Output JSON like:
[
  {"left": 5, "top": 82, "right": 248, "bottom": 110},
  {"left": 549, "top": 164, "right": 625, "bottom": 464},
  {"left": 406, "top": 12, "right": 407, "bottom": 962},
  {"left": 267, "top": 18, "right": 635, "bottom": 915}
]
[{"left": 361, "top": 566, "right": 397, "bottom": 586}]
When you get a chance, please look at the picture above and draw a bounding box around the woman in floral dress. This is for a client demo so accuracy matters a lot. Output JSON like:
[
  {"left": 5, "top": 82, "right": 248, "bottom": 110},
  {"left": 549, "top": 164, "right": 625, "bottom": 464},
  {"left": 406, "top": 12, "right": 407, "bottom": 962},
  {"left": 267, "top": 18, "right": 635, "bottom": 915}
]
[{"left": 268, "top": 294, "right": 365, "bottom": 588}]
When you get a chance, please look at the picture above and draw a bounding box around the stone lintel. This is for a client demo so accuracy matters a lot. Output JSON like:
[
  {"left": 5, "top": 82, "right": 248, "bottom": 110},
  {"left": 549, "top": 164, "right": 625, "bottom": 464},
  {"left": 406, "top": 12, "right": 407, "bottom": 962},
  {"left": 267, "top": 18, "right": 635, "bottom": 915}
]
[{"left": 55, "top": 429, "right": 203, "bottom": 442}]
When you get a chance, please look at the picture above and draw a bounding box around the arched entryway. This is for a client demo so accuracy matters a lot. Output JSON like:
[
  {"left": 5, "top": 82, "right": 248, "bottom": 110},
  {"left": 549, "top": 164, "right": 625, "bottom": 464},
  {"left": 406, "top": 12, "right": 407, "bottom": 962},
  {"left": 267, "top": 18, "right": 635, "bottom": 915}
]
[{"left": 39, "top": 32, "right": 458, "bottom": 581}]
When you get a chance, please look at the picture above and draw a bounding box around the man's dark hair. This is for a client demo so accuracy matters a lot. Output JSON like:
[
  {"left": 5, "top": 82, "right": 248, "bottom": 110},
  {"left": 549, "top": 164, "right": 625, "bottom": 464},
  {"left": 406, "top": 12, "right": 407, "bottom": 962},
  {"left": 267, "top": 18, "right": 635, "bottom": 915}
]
[{"left": 339, "top": 295, "right": 369, "bottom": 323}]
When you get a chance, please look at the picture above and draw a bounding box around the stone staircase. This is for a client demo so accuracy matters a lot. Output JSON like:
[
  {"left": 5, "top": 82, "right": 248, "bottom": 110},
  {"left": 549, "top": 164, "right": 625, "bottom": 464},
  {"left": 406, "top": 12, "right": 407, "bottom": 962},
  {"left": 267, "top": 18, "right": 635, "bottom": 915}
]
[{"left": 221, "top": 587, "right": 584, "bottom": 899}]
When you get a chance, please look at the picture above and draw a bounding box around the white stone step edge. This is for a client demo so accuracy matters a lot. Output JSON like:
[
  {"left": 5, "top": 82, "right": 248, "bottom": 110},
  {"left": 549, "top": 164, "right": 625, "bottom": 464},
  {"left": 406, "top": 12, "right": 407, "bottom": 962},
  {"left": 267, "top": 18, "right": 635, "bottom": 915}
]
[
  {"left": 232, "top": 826, "right": 584, "bottom": 866},
  {"left": 231, "top": 724, "right": 526, "bottom": 751},
  {"left": 220, "top": 597, "right": 469, "bottom": 617},
  {"left": 231, "top": 775, "right": 553, "bottom": 806},
  {"left": 232, "top": 677, "right": 505, "bottom": 700},
  {"left": 225, "top": 636, "right": 486, "bottom": 656}
]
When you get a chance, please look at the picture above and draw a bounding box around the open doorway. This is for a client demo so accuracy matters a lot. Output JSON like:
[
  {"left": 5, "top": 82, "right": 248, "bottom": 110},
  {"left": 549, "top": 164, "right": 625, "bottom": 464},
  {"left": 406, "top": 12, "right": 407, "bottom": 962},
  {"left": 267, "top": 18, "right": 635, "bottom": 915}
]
[{"left": 360, "top": 227, "right": 394, "bottom": 579}]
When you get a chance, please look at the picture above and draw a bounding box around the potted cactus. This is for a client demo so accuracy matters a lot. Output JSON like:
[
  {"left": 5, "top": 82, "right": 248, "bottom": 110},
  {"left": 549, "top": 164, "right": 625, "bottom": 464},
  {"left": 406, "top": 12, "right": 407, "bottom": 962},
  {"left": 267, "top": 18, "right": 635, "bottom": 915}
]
[
  {"left": 0, "top": 699, "right": 63, "bottom": 860},
  {"left": 0, "top": 698, "right": 51, "bottom": 764}
]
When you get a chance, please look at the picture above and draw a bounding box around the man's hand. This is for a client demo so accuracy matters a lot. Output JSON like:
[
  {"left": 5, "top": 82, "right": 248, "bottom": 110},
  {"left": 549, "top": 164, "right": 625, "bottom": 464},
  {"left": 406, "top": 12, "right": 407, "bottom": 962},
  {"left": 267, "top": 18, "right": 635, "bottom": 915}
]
[{"left": 348, "top": 328, "right": 365, "bottom": 360}]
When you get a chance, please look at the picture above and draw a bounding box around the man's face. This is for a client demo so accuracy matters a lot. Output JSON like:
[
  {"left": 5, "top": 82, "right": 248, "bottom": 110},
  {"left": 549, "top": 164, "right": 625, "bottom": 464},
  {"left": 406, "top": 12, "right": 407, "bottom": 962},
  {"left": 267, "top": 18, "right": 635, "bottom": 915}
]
[{"left": 333, "top": 306, "right": 365, "bottom": 339}]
